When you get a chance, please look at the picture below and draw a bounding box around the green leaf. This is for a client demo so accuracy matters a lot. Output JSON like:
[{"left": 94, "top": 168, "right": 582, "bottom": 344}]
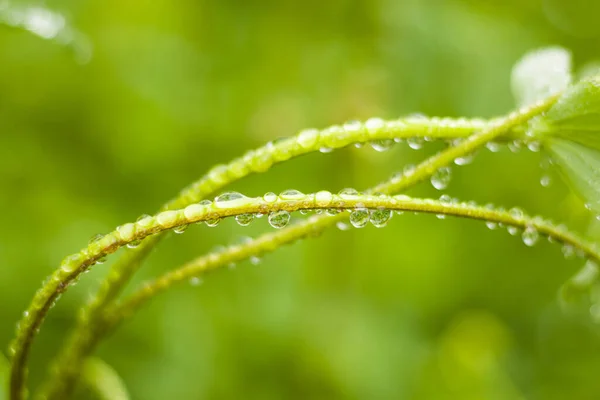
[
  {"left": 532, "top": 77, "right": 600, "bottom": 151},
  {"left": 545, "top": 138, "right": 600, "bottom": 213},
  {"left": 81, "top": 358, "right": 130, "bottom": 400},
  {"left": 511, "top": 47, "right": 572, "bottom": 107},
  {"left": 0, "top": 353, "right": 8, "bottom": 400}
]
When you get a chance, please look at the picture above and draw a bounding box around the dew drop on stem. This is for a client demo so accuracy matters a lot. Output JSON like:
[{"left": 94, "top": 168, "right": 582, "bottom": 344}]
[
  {"left": 268, "top": 210, "right": 291, "bottom": 229},
  {"left": 522, "top": 226, "right": 539, "bottom": 247},
  {"left": 431, "top": 167, "right": 452, "bottom": 190},
  {"left": 349, "top": 208, "right": 369, "bottom": 228}
]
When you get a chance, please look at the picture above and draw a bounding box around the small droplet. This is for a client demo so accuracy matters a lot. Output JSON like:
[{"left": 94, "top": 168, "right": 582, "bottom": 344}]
[
  {"left": 403, "top": 164, "right": 415, "bottom": 177},
  {"left": 507, "top": 226, "right": 519, "bottom": 236},
  {"left": 127, "top": 239, "right": 142, "bottom": 248},
  {"left": 454, "top": 154, "right": 473, "bottom": 166},
  {"left": 205, "top": 218, "right": 220, "bottom": 227},
  {"left": 509, "top": 207, "right": 524, "bottom": 220},
  {"left": 486, "top": 141, "right": 501, "bottom": 152},
  {"left": 370, "top": 139, "right": 394, "bottom": 152},
  {"left": 339, "top": 188, "right": 359, "bottom": 199},
  {"left": 562, "top": 244, "right": 575, "bottom": 259},
  {"left": 540, "top": 175, "right": 552, "bottom": 187},
  {"left": 527, "top": 141, "right": 541, "bottom": 152},
  {"left": 319, "top": 147, "right": 333, "bottom": 153},
  {"left": 297, "top": 129, "right": 319, "bottom": 149},
  {"left": 508, "top": 140, "right": 522, "bottom": 153},
  {"left": 315, "top": 190, "right": 333, "bottom": 207},
  {"left": 336, "top": 221, "right": 351, "bottom": 231},
  {"left": 439, "top": 194, "right": 453, "bottom": 204},
  {"left": 189, "top": 276, "right": 203, "bottom": 286},
  {"left": 263, "top": 192, "right": 278, "bottom": 203},
  {"left": 344, "top": 120, "right": 363, "bottom": 133},
  {"left": 522, "top": 226, "right": 539, "bottom": 247},
  {"left": 279, "top": 189, "right": 304, "bottom": 200},
  {"left": 88, "top": 234, "right": 104, "bottom": 245},
  {"left": 436, "top": 214, "right": 446, "bottom": 219},
  {"left": 268, "top": 211, "right": 290, "bottom": 229},
  {"left": 250, "top": 255, "right": 261, "bottom": 265},
  {"left": 407, "top": 137, "right": 424, "bottom": 150},
  {"left": 370, "top": 209, "right": 392, "bottom": 228},
  {"left": 349, "top": 208, "right": 369, "bottom": 228},
  {"left": 486, "top": 221, "right": 498, "bottom": 230},
  {"left": 235, "top": 214, "right": 255, "bottom": 226},
  {"left": 173, "top": 225, "right": 188, "bottom": 234},
  {"left": 431, "top": 167, "right": 452, "bottom": 190}
]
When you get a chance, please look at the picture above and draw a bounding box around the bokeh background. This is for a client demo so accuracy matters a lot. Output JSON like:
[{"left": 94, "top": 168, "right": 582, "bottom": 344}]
[{"left": 2, "top": 0, "right": 600, "bottom": 399}]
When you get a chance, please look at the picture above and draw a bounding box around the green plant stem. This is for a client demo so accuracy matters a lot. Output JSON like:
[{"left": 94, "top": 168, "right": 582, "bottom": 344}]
[
  {"left": 9, "top": 116, "right": 492, "bottom": 400},
  {"left": 104, "top": 195, "right": 599, "bottom": 329},
  {"left": 35, "top": 95, "right": 558, "bottom": 400}
]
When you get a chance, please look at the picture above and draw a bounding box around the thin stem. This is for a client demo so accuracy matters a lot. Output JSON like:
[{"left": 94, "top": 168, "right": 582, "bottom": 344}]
[
  {"left": 10, "top": 116, "right": 494, "bottom": 400},
  {"left": 36, "top": 95, "right": 558, "bottom": 400},
  {"left": 104, "top": 194, "right": 599, "bottom": 329}
]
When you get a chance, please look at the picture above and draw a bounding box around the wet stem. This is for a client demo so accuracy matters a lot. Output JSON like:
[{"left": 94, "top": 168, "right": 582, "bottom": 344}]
[{"left": 11, "top": 95, "right": 559, "bottom": 400}]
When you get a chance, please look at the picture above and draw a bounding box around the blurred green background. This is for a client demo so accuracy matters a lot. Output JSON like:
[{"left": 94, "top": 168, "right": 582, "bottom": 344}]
[{"left": 2, "top": 0, "right": 600, "bottom": 399}]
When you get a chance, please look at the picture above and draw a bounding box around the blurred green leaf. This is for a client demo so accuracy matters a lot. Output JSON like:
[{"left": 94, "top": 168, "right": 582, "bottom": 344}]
[
  {"left": 546, "top": 139, "right": 600, "bottom": 212},
  {"left": 0, "top": 353, "right": 7, "bottom": 400},
  {"left": 81, "top": 358, "right": 130, "bottom": 400},
  {"left": 511, "top": 47, "right": 572, "bottom": 107},
  {"left": 533, "top": 77, "right": 600, "bottom": 150}
]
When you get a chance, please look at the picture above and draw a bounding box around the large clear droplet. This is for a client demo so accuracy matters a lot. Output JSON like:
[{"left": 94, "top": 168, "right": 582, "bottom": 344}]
[
  {"left": 370, "top": 209, "right": 392, "bottom": 228},
  {"left": 407, "top": 137, "right": 424, "bottom": 150},
  {"left": 522, "top": 226, "right": 539, "bottom": 247},
  {"left": 235, "top": 214, "right": 255, "bottom": 226},
  {"left": 215, "top": 191, "right": 245, "bottom": 205},
  {"left": 430, "top": 167, "right": 452, "bottom": 190},
  {"left": 279, "top": 189, "right": 304, "bottom": 200},
  {"left": 349, "top": 208, "right": 369, "bottom": 228},
  {"left": 263, "top": 192, "right": 278, "bottom": 203},
  {"left": 268, "top": 211, "right": 290, "bottom": 229}
]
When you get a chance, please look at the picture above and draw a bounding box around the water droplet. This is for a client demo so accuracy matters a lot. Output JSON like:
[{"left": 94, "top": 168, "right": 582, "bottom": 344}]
[
  {"left": 522, "top": 226, "right": 539, "bottom": 246},
  {"left": 486, "top": 221, "right": 498, "bottom": 230},
  {"left": 370, "top": 209, "right": 392, "bottom": 228},
  {"left": 527, "top": 141, "right": 541, "bottom": 152},
  {"left": 508, "top": 140, "right": 522, "bottom": 153},
  {"left": 215, "top": 191, "right": 245, "bottom": 206},
  {"left": 235, "top": 214, "right": 255, "bottom": 226},
  {"left": 370, "top": 139, "right": 394, "bottom": 152},
  {"left": 436, "top": 214, "right": 446, "bottom": 219},
  {"left": 403, "top": 164, "right": 415, "bottom": 177},
  {"left": 540, "top": 175, "right": 552, "bottom": 187},
  {"left": 250, "top": 255, "right": 261, "bottom": 265},
  {"left": 189, "top": 276, "right": 203, "bottom": 286},
  {"left": 509, "top": 207, "right": 524, "bottom": 220},
  {"left": 268, "top": 211, "right": 290, "bottom": 229},
  {"left": 297, "top": 128, "right": 319, "bottom": 149},
  {"left": 326, "top": 209, "right": 341, "bottom": 216},
  {"left": 88, "top": 234, "right": 104, "bottom": 245},
  {"left": 507, "top": 226, "right": 519, "bottom": 236},
  {"left": 339, "top": 188, "right": 359, "bottom": 199},
  {"left": 280, "top": 189, "right": 304, "bottom": 200},
  {"left": 344, "top": 120, "right": 363, "bottom": 133},
  {"left": 486, "top": 141, "right": 501, "bottom": 152},
  {"left": 365, "top": 117, "right": 385, "bottom": 135},
  {"left": 263, "top": 192, "right": 278, "bottom": 203},
  {"left": 315, "top": 190, "right": 333, "bottom": 207},
  {"left": 336, "top": 221, "right": 351, "bottom": 231},
  {"left": 407, "top": 137, "right": 424, "bottom": 150},
  {"left": 454, "top": 153, "right": 473, "bottom": 166},
  {"left": 349, "top": 208, "right": 369, "bottom": 228},
  {"left": 127, "top": 239, "right": 143, "bottom": 248},
  {"left": 431, "top": 167, "right": 452, "bottom": 190},
  {"left": 319, "top": 147, "right": 333, "bottom": 153},
  {"left": 562, "top": 244, "right": 575, "bottom": 259},
  {"left": 171, "top": 224, "right": 187, "bottom": 234},
  {"left": 439, "top": 194, "right": 453, "bottom": 204}
]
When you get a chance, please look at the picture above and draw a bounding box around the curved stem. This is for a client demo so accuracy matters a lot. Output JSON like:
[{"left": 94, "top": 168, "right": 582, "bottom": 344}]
[
  {"left": 10, "top": 116, "right": 492, "bottom": 400},
  {"left": 35, "top": 95, "right": 558, "bottom": 400},
  {"left": 104, "top": 194, "right": 599, "bottom": 329}
]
